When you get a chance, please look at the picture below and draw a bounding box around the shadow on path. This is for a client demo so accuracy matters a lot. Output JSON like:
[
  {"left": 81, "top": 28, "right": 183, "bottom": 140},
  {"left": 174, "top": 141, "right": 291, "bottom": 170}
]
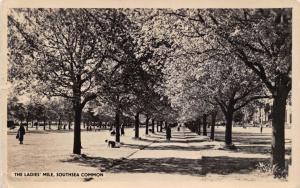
[
  {"left": 61, "top": 155, "right": 268, "bottom": 176},
  {"left": 121, "top": 144, "right": 215, "bottom": 151},
  {"left": 236, "top": 145, "right": 291, "bottom": 156}
]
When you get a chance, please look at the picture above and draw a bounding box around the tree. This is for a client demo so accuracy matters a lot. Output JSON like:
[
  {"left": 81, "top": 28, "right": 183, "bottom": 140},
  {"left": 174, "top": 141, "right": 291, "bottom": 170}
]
[
  {"left": 94, "top": 10, "right": 141, "bottom": 142},
  {"left": 210, "top": 110, "right": 218, "bottom": 140},
  {"left": 7, "top": 95, "right": 22, "bottom": 123},
  {"left": 158, "top": 8, "right": 292, "bottom": 175},
  {"left": 8, "top": 9, "right": 140, "bottom": 154},
  {"left": 14, "top": 103, "right": 26, "bottom": 124},
  {"left": 162, "top": 10, "right": 270, "bottom": 146},
  {"left": 168, "top": 9, "right": 291, "bottom": 175},
  {"left": 233, "top": 110, "right": 244, "bottom": 124}
]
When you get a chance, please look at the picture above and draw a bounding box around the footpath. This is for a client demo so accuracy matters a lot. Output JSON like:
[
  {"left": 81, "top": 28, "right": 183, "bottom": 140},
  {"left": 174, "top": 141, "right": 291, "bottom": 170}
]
[{"left": 7, "top": 126, "right": 284, "bottom": 183}]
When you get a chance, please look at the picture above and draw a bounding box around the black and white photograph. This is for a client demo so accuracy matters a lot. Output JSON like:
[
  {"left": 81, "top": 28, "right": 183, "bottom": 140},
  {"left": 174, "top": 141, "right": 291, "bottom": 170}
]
[{"left": 1, "top": 1, "right": 300, "bottom": 187}]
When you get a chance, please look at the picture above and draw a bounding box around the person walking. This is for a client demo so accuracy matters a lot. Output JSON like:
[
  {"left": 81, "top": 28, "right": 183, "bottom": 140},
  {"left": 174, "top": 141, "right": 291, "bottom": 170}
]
[
  {"left": 166, "top": 126, "right": 171, "bottom": 141},
  {"left": 121, "top": 123, "right": 125, "bottom": 136},
  {"left": 17, "top": 124, "right": 26, "bottom": 144}
]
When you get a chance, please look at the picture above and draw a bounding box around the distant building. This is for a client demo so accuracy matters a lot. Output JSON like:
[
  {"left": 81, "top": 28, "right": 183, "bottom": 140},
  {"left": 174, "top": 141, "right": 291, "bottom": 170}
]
[{"left": 252, "top": 99, "right": 292, "bottom": 128}]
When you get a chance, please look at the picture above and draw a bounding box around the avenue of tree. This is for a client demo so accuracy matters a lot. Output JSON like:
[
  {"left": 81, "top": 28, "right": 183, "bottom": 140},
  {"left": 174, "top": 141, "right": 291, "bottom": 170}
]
[{"left": 8, "top": 8, "right": 291, "bottom": 177}]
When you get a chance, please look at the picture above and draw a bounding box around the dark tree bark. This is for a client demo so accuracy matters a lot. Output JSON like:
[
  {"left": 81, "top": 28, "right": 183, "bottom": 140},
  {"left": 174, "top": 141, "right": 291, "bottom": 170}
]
[
  {"left": 151, "top": 119, "right": 155, "bottom": 133},
  {"left": 145, "top": 116, "right": 150, "bottom": 135},
  {"left": 115, "top": 108, "right": 121, "bottom": 142},
  {"left": 271, "top": 79, "right": 289, "bottom": 176},
  {"left": 190, "top": 121, "right": 195, "bottom": 132},
  {"left": 159, "top": 121, "right": 163, "bottom": 132},
  {"left": 198, "top": 118, "right": 202, "bottom": 135},
  {"left": 190, "top": 121, "right": 196, "bottom": 133},
  {"left": 26, "top": 119, "right": 29, "bottom": 131},
  {"left": 166, "top": 123, "right": 171, "bottom": 140},
  {"left": 58, "top": 118, "right": 61, "bottom": 130},
  {"left": 210, "top": 112, "right": 217, "bottom": 140},
  {"left": 195, "top": 118, "right": 200, "bottom": 135},
  {"left": 165, "top": 121, "right": 168, "bottom": 132},
  {"left": 73, "top": 104, "right": 82, "bottom": 154},
  {"left": 134, "top": 112, "right": 140, "bottom": 138},
  {"left": 43, "top": 118, "right": 46, "bottom": 130},
  {"left": 203, "top": 114, "right": 207, "bottom": 136},
  {"left": 225, "top": 107, "right": 234, "bottom": 145},
  {"left": 86, "top": 122, "right": 89, "bottom": 131}
]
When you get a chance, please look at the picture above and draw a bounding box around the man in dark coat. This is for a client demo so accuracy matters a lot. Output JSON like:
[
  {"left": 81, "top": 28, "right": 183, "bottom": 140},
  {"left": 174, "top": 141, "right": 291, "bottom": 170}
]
[
  {"left": 17, "top": 124, "right": 26, "bottom": 144},
  {"left": 166, "top": 126, "right": 171, "bottom": 141},
  {"left": 121, "top": 124, "right": 125, "bottom": 136}
]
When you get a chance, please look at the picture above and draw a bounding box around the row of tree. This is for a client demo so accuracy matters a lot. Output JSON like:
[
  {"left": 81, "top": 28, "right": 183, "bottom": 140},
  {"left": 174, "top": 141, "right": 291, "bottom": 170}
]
[
  {"left": 162, "top": 9, "right": 291, "bottom": 177},
  {"left": 8, "top": 9, "right": 177, "bottom": 153},
  {"left": 8, "top": 9, "right": 291, "bottom": 176}
]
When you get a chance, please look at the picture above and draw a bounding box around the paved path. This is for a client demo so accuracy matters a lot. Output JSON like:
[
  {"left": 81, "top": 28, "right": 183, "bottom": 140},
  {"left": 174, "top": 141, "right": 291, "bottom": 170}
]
[
  {"left": 7, "top": 126, "right": 290, "bottom": 183},
  {"left": 106, "top": 128, "right": 210, "bottom": 177},
  {"left": 126, "top": 127, "right": 207, "bottom": 159}
]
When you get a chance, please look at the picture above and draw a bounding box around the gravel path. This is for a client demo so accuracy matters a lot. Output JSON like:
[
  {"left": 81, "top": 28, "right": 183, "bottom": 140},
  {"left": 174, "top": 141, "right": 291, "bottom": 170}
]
[{"left": 6, "top": 126, "right": 291, "bottom": 183}]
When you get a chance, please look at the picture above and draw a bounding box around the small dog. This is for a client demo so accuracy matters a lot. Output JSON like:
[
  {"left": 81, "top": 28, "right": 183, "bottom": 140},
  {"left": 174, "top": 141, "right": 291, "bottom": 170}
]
[
  {"left": 105, "top": 139, "right": 116, "bottom": 148},
  {"left": 110, "top": 130, "right": 116, "bottom": 136}
]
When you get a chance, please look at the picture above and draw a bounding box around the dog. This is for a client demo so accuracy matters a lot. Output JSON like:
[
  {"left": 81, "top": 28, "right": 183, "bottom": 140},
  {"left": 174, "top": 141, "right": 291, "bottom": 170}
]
[
  {"left": 110, "top": 130, "right": 116, "bottom": 136},
  {"left": 105, "top": 139, "right": 116, "bottom": 148}
]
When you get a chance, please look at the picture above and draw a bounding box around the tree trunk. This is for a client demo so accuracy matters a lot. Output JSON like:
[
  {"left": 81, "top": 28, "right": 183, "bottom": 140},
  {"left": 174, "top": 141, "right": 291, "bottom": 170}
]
[
  {"left": 199, "top": 119, "right": 202, "bottom": 135},
  {"left": 86, "top": 121, "right": 89, "bottom": 131},
  {"left": 73, "top": 105, "right": 82, "bottom": 155},
  {"left": 43, "top": 118, "right": 46, "bottom": 130},
  {"left": 271, "top": 87, "right": 288, "bottom": 176},
  {"left": 159, "top": 121, "right": 164, "bottom": 132},
  {"left": 196, "top": 118, "right": 201, "bottom": 135},
  {"left": 58, "top": 119, "right": 61, "bottom": 130},
  {"left": 115, "top": 109, "right": 121, "bottom": 143},
  {"left": 145, "top": 116, "right": 150, "bottom": 135},
  {"left": 210, "top": 112, "right": 217, "bottom": 140},
  {"left": 190, "top": 121, "right": 194, "bottom": 132},
  {"left": 151, "top": 119, "right": 155, "bottom": 133},
  {"left": 225, "top": 110, "right": 234, "bottom": 145},
  {"left": 26, "top": 120, "right": 29, "bottom": 131},
  {"left": 203, "top": 114, "right": 207, "bottom": 136},
  {"left": 165, "top": 122, "right": 171, "bottom": 140},
  {"left": 134, "top": 112, "right": 140, "bottom": 138}
]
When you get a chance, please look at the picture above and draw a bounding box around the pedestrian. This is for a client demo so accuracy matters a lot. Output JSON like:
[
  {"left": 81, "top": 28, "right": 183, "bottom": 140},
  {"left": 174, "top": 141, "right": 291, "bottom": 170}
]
[
  {"left": 166, "top": 126, "right": 171, "bottom": 141},
  {"left": 16, "top": 124, "right": 26, "bottom": 144},
  {"left": 260, "top": 125, "right": 263, "bottom": 133},
  {"left": 121, "top": 124, "right": 125, "bottom": 136}
]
